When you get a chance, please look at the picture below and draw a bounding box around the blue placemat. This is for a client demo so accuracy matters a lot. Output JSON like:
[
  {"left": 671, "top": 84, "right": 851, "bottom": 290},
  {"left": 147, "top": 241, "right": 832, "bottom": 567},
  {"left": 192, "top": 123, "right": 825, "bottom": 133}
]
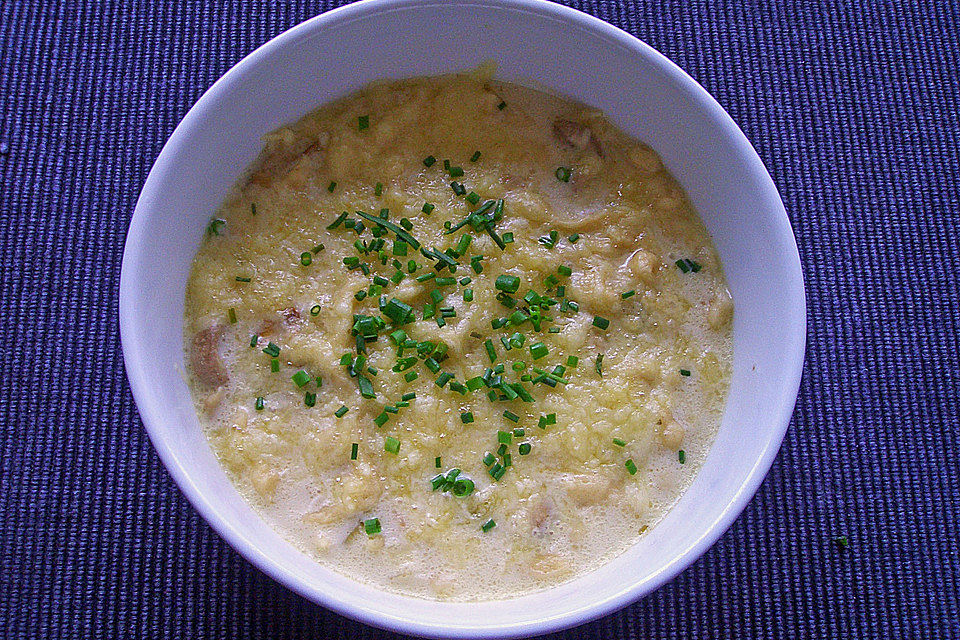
[{"left": 2, "top": 0, "right": 958, "bottom": 637}]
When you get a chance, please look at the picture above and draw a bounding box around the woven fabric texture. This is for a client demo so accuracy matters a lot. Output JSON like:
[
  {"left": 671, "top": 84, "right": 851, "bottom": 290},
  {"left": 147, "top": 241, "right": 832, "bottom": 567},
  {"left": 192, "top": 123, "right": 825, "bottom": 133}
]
[{"left": 1, "top": 0, "right": 958, "bottom": 637}]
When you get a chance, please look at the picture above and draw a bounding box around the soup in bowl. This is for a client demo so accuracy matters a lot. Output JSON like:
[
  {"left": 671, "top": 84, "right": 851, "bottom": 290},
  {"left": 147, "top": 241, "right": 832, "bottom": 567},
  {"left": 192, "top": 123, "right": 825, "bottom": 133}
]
[{"left": 120, "top": 0, "right": 804, "bottom": 636}]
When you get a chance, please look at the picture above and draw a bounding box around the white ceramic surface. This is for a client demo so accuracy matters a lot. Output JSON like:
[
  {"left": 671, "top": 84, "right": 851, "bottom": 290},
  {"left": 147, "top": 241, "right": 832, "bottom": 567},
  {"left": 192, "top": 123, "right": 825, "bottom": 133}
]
[{"left": 119, "top": 0, "right": 806, "bottom": 636}]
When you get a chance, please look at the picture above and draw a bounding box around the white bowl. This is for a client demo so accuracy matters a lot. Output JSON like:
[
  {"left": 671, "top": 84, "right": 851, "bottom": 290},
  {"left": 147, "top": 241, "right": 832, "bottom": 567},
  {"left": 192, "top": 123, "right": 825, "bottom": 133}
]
[{"left": 119, "top": 0, "right": 805, "bottom": 636}]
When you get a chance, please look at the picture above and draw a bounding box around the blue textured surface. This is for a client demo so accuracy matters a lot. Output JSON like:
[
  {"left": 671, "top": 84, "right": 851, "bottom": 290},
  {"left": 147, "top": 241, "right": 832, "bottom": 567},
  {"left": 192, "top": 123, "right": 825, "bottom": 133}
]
[{"left": 1, "top": 0, "right": 958, "bottom": 637}]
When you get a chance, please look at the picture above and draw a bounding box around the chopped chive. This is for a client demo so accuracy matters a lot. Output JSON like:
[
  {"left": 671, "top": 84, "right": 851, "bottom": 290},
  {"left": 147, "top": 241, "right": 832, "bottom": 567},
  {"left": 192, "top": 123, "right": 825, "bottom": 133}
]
[
  {"left": 449, "top": 166, "right": 464, "bottom": 178},
  {"left": 497, "top": 100, "right": 507, "bottom": 110},
  {"left": 249, "top": 334, "right": 258, "bottom": 348},
  {"left": 621, "top": 290, "right": 636, "bottom": 299},
  {"left": 304, "top": 391, "right": 316, "bottom": 407},
  {"left": 483, "top": 452, "right": 496, "bottom": 467},
  {"left": 502, "top": 453, "right": 512, "bottom": 467},
  {"left": 555, "top": 166, "right": 572, "bottom": 182},
  {"left": 833, "top": 536, "right": 850, "bottom": 550},
  {"left": 422, "top": 202, "right": 435, "bottom": 214},
  {"left": 384, "top": 436, "right": 400, "bottom": 454},
  {"left": 227, "top": 307, "right": 237, "bottom": 324},
  {"left": 263, "top": 342, "right": 280, "bottom": 357},
  {"left": 374, "top": 182, "right": 383, "bottom": 196},
  {"left": 488, "top": 462, "right": 505, "bottom": 480},
  {"left": 564, "top": 355, "right": 577, "bottom": 367},
  {"left": 358, "top": 115, "right": 369, "bottom": 131},
  {"left": 498, "top": 430, "right": 513, "bottom": 444},
  {"left": 507, "top": 309, "right": 527, "bottom": 324},
  {"left": 335, "top": 405, "right": 349, "bottom": 418},
  {"left": 495, "top": 275, "right": 520, "bottom": 294},
  {"left": 436, "top": 372, "right": 454, "bottom": 388},
  {"left": 363, "top": 517, "right": 381, "bottom": 535},
  {"left": 680, "top": 369, "right": 691, "bottom": 377},
  {"left": 592, "top": 316, "right": 610, "bottom": 330},
  {"left": 423, "top": 155, "right": 437, "bottom": 167},
  {"left": 678, "top": 450, "right": 687, "bottom": 464},
  {"left": 595, "top": 353, "right": 604, "bottom": 377},
  {"left": 455, "top": 235, "right": 472, "bottom": 257},
  {"left": 568, "top": 233, "right": 580, "bottom": 243},
  {"left": 613, "top": 438, "right": 627, "bottom": 447},
  {"left": 676, "top": 259, "right": 691, "bottom": 273},
  {"left": 358, "top": 374, "right": 376, "bottom": 398},
  {"left": 518, "top": 443, "right": 531, "bottom": 455},
  {"left": 529, "top": 342, "right": 548, "bottom": 360},
  {"left": 250, "top": 203, "right": 257, "bottom": 216},
  {"left": 404, "top": 371, "right": 419, "bottom": 382},
  {"left": 450, "top": 181, "right": 466, "bottom": 196},
  {"left": 503, "top": 411, "right": 520, "bottom": 424},
  {"left": 481, "top": 518, "right": 497, "bottom": 532},
  {"left": 299, "top": 252, "right": 312, "bottom": 266},
  {"left": 512, "top": 428, "right": 525, "bottom": 437},
  {"left": 291, "top": 370, "right": 312, "bottom": 387},
  {"left": 270, "top": 358, "right": 279, "bottom": 372},
  {"left": 557, "top": 265, "right": 572, "bottom": 277},
  {"left": 434, "top": 456, "right": 442, "bottom": 469},
  {"left": 461, "top": 412, "right": 475, "bottom": 424},
  {"left": 484, "top": 339, "right": 498, "bottom": 363},
  {"left": 463, "top": 288, "right": 474, "bottom": 302},
  {"left": 254, "top": 396, "right": 264, "bottom": 411},
  {"left": 309, "top": 304, "right": 321, "bottom": 317},
  {"left": 502, "top": 232, "right": 514, "bottom": 244},
  {"left": 374, "top": 412, "right": 389, "bottom": 427},
  {"left": 465, "top": 192, "right": 480, "bottom": 205},
  {"left": 205, "top": 217, "right": 226, "bottom": 237},
  {"left": 452, "top": 477, "right": 475, "bottom": 497},
  {"left": 470, "top": 151, "right": 481, "bottom": 162},
  {"left": 625, "top": 459, "right": 638, "bottom": 475},
  {"left": 235, "top": 276, "right": 251, "bottom": 283}
]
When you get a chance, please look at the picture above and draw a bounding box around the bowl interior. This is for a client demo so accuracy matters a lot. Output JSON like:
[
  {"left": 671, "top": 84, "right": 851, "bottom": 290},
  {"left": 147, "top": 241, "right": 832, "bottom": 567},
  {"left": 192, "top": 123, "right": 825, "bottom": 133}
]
[{"left": 120, "top": 0, "right": 805, "bottom": 637}]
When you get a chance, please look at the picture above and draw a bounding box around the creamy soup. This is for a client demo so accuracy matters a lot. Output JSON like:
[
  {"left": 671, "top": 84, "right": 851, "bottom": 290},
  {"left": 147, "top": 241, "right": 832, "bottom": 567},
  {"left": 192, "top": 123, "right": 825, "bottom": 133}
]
[{"left": 184, "top": 72, "right": 732, "bottom": 600}]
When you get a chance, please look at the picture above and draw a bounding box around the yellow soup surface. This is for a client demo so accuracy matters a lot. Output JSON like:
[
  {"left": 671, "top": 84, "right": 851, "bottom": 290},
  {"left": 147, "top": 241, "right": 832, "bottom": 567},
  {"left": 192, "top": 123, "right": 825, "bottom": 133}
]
[{"left": 184, "top": 72, "right": 733, "bottom": 600}]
